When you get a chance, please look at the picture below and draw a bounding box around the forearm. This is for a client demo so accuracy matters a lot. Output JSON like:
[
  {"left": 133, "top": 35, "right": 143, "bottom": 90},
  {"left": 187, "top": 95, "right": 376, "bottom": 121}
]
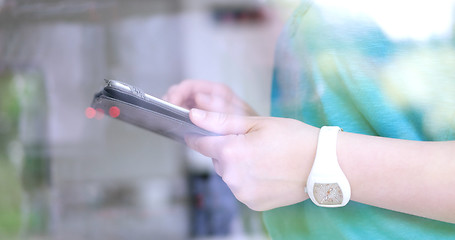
[
  {"left": 337, "top": 131, "right": 455, "bottom": 223},
  {"left": 184, "top": 108, "right": 455, "bottom": 221}
]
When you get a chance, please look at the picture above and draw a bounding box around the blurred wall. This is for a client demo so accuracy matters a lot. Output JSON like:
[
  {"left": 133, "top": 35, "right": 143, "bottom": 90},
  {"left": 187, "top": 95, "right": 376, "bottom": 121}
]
[{"left": 0, "top": 0, "right": 290, "bottom": 239}]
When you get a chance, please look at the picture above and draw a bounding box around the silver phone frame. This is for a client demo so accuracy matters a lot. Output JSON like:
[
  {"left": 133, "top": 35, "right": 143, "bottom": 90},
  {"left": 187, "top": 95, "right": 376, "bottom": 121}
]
[{"left": 105, "top": 79, "right": 190, "bottom": 114}]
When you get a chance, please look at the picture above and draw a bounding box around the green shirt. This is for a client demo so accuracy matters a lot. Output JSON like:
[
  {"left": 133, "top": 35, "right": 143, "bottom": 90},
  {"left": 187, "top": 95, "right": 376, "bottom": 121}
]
[{"left": 266, "top": 1, "right": 455, "bottom": 239}]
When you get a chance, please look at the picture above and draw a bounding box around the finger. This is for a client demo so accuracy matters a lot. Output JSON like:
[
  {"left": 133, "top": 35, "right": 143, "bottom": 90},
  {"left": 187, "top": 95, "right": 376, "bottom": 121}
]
[
  {"left": 194, "top": 93, "right": 233, "bottom": 113},
  {"left": 189, "top": 108, "right": 257, "bottom": 135},
  {"left": 193, "top": 93, "right": 214, "bottom": 110},
  {"left": 164, "top": 80, "right": 231, "bottom": 107},
  {"left": 185, "top": 135, "right": 230, "bottom": 159},
  {"left": 162, "top": 90, "right": 170, "bottom": 101},
  {"left": 182, "top": 80, "right": 232, "bottom": 98},
  {"left": 162, "top": 84, "right": 183, "bottom": 105},
  {"left": 186, "top": 135, "right": 244, "bottom": 192},
  {"left": 212, "top": 158, "right": 223, "bottom": 176}
]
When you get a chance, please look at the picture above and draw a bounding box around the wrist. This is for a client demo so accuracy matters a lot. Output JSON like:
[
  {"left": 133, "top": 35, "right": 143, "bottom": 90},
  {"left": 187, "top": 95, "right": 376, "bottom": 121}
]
[
  {"left": 295, "top": 123, "right": 320, "bottom": 201},
  {"left": 306, "top": 126, "right": 351, "bottom": 207}
]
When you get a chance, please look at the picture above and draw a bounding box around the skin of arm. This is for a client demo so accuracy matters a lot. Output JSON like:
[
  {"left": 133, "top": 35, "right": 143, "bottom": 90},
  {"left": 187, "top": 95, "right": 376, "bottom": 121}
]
[
  {"left": 163, "top": 80, "right": 455, "bottom": 223},
  {"left": 185, "top": 108, "right": 455, "bottom": 224},
  {"left": 338, "top": 131, "right": 455, "bottom": 223}
]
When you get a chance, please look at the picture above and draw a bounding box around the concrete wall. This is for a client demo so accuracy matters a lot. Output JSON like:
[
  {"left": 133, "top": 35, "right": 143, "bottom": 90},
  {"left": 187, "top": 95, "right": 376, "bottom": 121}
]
[{"left": 0, "top": 0, "right": 291, "bottom": 239}]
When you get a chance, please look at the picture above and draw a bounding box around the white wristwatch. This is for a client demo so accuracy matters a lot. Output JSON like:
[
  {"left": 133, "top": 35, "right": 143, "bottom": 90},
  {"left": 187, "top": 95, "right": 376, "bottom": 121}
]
[{"left": 306, "top": 126, "right": 351, "bottom": 207}]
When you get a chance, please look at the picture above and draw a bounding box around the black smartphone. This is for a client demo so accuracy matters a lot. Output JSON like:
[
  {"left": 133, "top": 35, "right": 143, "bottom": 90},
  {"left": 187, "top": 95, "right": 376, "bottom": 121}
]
[{"left": 91, "top": 79, "right": 217, "bottom": 142}]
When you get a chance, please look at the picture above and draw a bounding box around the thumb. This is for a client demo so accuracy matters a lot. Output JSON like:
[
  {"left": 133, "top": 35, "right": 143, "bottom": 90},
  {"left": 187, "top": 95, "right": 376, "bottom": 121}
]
[{"left": 189, "top": 108, "right": 256, "bottom": 135}]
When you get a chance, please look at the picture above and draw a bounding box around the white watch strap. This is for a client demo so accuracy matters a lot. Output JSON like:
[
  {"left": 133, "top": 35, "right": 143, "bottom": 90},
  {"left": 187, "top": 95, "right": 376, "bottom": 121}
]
[
  {"left": 313, "top": 126, "right": 341, "bottom": 171},
  {"left": 306, "top": 126, "right": 351, "bottom": 207}
]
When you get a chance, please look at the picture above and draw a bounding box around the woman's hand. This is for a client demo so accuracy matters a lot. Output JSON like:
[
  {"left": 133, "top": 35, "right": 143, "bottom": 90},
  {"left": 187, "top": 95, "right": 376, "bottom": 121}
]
[
  {"left": 163, "top": 80, "right": 257, "bottom": 116},
  {"left": 185, "top": 108, "right": 320, "bottom": 211},
  {"left": 184, "top": 108, "right": 455, "bottom": 224}
]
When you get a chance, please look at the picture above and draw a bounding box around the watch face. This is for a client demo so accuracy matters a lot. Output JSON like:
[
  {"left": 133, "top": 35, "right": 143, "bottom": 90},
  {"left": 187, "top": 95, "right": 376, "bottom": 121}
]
[{"left": 313, "top": 183, "right": 343, "bottom": 205}]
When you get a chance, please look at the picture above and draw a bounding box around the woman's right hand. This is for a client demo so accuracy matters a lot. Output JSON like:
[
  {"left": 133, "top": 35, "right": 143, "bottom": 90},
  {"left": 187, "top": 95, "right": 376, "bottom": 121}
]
[{"left": 163, "top": 80, "right": 257, "bottom": 116}]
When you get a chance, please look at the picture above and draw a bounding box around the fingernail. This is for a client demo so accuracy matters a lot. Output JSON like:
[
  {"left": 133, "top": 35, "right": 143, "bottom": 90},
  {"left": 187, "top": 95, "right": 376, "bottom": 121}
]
[{"left": 191, "top": 108, "right": 206, "bottom": 120}]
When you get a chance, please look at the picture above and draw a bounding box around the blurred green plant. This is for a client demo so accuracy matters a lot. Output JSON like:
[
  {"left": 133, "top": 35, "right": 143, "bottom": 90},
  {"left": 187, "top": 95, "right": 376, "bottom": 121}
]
[
  {"left": 0, "top": 70, "right": 50, "bottom": 238},
  {"left": 0, "top": 159, "right": 22, "bottom": 238},
  {"left": 0, "top": 72, "right": 21, "bottom": 158},
  {"left": 0, "top": 72, "right": 22, "bottom": 239}
]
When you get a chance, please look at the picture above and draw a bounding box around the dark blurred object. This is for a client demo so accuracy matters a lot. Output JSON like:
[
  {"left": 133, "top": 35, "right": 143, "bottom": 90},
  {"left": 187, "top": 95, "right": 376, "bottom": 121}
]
[
  {"left": 212, "top": 5, "right": 268, "bottom": 24},
  {"left": 189, "top": 173, "right": 238, "bottom": 237}
]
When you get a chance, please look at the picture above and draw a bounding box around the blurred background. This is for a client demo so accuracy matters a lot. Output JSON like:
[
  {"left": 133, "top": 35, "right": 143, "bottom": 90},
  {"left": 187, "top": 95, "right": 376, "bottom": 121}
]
[{"left": 0, "top": 0, "right": 298, "bottom": 239}]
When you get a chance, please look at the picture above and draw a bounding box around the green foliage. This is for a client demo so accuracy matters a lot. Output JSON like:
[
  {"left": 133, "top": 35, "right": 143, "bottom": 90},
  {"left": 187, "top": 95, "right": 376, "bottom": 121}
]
[
  {"left": 0, "top": 160, "right": 22, "bottom": 238},
  {"left": 0, "top": 73, "right": 21, "bottom": 129}
]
